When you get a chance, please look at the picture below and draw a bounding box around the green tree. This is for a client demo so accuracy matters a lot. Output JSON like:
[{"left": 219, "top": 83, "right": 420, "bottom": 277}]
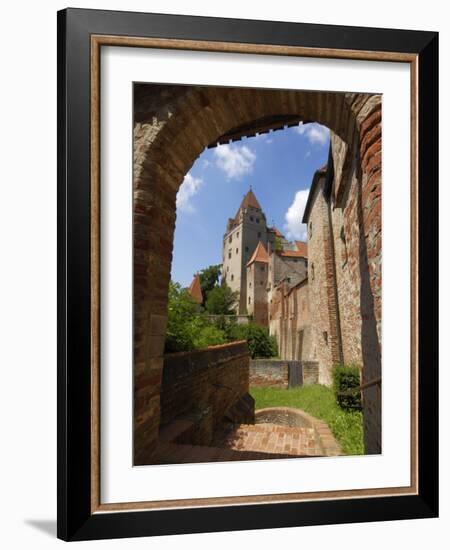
[
  {"left": 199, "top": 264, "right": 222, "bottom": 304},
  {"left": 165, "top": 281, "right": 228, "bottom": 353},
  {"left": 205, "top": 283, "right": 238, "bottom": 315},
  {"left": 274, "top": 236, "right": 283, "bottom": 253},
  {"left": 165, "top": 281, "right": 201, "bottom": 352},
  {"left": 225, "top": 321, "right": 278, "bottom": 359}
]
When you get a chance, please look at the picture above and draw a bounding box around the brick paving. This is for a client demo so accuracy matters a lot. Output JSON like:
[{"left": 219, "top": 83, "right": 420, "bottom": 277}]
[
  {"left": 213, "top": 422, "right": 321, "bottom": 457},
  {"left": 155, "top": 421, "right": 325, "bottom": 464}
]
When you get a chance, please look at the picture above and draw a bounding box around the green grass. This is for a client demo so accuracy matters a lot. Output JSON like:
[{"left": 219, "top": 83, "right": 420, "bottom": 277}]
[{"left": 250, "top": 385, "right": 364, "bottom": 456}]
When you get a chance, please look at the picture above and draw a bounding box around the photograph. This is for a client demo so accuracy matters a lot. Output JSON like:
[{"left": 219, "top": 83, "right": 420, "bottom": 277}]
[{"left": 133, "top": 83, "right": 382, "bottom": 466}]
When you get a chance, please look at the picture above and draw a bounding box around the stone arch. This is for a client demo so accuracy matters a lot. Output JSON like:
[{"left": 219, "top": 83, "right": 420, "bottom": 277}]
[{"left": 133, "top": 84, "right": 382, "bottom": 463}]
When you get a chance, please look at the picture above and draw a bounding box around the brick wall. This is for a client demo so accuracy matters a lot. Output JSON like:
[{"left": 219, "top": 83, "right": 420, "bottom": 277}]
[
  {"left": 249, "top": 359, "right": 289, "bottom": 388},
  {"left": 160, "top": 341, "right": 254, "bottom": 446},
  {"left": 249, "top": 359, "right": 318, "bottom": 388}
]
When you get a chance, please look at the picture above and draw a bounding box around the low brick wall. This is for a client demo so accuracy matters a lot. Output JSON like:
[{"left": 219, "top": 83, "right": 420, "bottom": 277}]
[
  {"left": 249, "top": 359, "right": 319, "bottom": 388},
  {"left": 161, "top": 341, "right": 254, "bottom": 446},
  {"left": 249, "top": 360, "right": 290, "bottom": 388}
]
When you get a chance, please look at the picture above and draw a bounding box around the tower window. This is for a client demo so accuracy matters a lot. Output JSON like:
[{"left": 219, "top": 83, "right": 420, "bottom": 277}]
[
  {"left": 231, "top": 274, "right": 234, "bottom": 281},
  {"left": 236, "top": 248, "right": 239, "bottom": 254},
  {"left": 340, "top": 226, "right": 348, "bottom": 267},
  {"left": 309, "top": 221, "right": 313, "bottom": 238},
  {"left": 323, "top": 331, "right": 328, "bottom": 345},
  {"left": 248, "top": 297, "right": 251, "bottom": 305},
  {"left": 237, "top": 232, "right": 239, "bottom": 238},
  {"left": 311, "top": 263, "right": 315, "bottom": 280},
  {"left": 250, "top": 216, "right": 254, "bottom": 222},
  {"left": 229, "top": 235, "right": 232, "bottom": 243},
  {"left": 228, "top": 249, "right": 232, "bottom": 259},
  {"left": 245, "top": 246, "right": 249, "bottom": 252},
  {"left": 256, "top": 218, "right": 260, "bottom": 223},
  {"left": 257, "top": 232, "right": 261, "bottom": 238}
]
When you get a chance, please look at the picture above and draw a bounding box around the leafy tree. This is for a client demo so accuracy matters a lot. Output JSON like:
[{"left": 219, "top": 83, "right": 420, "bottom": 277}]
[
  {"left": 205, "top": 283, "right": 238, "bottom": 315},
  {"left": 225, "top": 321, "right": 278, "bottom": 359},
  {"left": 165, "top": 281, "right": 228, "bottom": 353},
  {"left": 274, "top": 236, "right": 283, "bottom": 253},
  {"left": 165, "top": 281, "right": 200, "bottom": 352},
  {"left": 199, "top": 264, "right": 222, "bottom": 304}
]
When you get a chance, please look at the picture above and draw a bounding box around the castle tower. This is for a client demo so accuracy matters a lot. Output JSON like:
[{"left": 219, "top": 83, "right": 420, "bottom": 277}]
[
  {"left": 246, "top": 241, "right": 269, "bottom": 326},
  {"left": 222, "top": 188, "right": 271, "bottom": 313}
]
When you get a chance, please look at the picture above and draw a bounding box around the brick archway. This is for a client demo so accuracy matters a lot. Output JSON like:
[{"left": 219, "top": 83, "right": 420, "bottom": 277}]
[{"left": 133, "top": 84, "right": 381, "bottom": 462}]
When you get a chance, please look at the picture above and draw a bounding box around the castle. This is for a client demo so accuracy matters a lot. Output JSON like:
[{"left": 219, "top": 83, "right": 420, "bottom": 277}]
[
  {"left": 221, "top": 187, "right": 308, "bottom": 327},
  {"left": 218, "top": 157, "right": 380, "bottom": 404}
]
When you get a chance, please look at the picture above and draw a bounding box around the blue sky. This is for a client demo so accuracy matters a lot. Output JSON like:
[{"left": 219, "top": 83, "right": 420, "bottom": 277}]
[{"left": 171, "top": 123, "right": 330, "bottom": 287}]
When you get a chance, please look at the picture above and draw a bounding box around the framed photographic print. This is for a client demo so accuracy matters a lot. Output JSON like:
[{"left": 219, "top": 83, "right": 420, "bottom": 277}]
[{"left": 57, "top": 8, "right": 438, "bottom": 541}]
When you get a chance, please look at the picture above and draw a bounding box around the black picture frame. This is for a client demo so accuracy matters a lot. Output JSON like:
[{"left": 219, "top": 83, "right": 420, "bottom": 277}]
[{"left": 57, "top": 7, "right": 438, "bottom": 541}]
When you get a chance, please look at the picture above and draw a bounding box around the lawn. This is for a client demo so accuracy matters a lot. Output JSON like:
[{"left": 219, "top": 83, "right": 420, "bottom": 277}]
[{"left": 250, "top": 384, "right": 364, "bottom": 456}]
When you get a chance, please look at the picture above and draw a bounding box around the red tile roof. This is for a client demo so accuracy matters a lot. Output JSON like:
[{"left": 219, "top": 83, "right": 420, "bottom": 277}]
[
  {"left": 247, "top": 241, "right": 269, "bottom": 266},
  {"left": 279, "top": 242, "right": 307, "bottom": 259},
  {"left": 279, "top": 250, "right": 307, "bottom": 258},
  {"left": 269, "top": 226, "right": 284, "bottom": 238},
  {"left": 233, "top": 189, "right": 262, "bottom": 223},
  {"left": 187, "top": 274, "right": 203, "bottom": 304},
  {"left": 240, "top": 189, "right": 261, "bottom": 210},
  {"left": 294, "top": 241, "right": 308, "bottom": 258}
]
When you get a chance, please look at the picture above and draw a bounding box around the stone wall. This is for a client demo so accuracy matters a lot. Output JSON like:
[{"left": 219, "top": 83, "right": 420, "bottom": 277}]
[
  {"left": 303, "top": 175, "right": 338, "bottom": 385},
  {"left": 160, "top": 341, "right": 254, "bottom": 447},
  {"left": 249, "top": 359, "right": 318, "bottom": 388},
  {"left": 249, "top": 359, "right": 289, "bottom": 388}
]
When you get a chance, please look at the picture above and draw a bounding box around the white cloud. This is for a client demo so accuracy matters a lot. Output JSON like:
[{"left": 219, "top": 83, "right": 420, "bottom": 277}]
[
  {"left": 176, "top": 173, "right": 203, "bottom": 213},
  {"left": 213, "top": 143, "right": 256, "bottom": 179},
  {"left": 295, "top": 123, "right": 330, "bottom": 146},
  {"left": 284, "top": 189, "right": 309, "bottom": 241}
]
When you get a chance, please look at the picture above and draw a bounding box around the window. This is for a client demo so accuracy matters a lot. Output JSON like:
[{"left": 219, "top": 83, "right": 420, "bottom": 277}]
[
  {"left": 236, "top": 248, "right": 239, "bottom": 254},
  {"left": 245, "top": 246, "right": 249, "bottom": 252},
  {"left": 231, "top": 274, "right": 234, "bottom": 281},
  {"left": 237, "top": 232, "right": 239, "bottom": 238},
  {"left": 260, "top": 265, "right": 265, "bottom": 271},
  {"left": 250, "top": 216, "right": 254, "bottom": 222},
  {"left": 248, "top": 296, "right": 251, "bottom": 305},
  {"left": 226, "top": 266, "right": 229, "bottom": 272},
  {"left": 249, "top": 282, "right": 252, "bottom": 288},
  {"left": 257, "top": 231, "right": 261, "bottom": 238},
  {"left": 311, "top": 263, "right": 315, "bottom": 280},
  {"left": 229, "top": 235, "right": 232, "bottom": 243},
  {"left": 228, "top": 249, "right": 232, "bottom": 259},
  {"left": 256, "top": 218, "right": 260, "bottom": 223},
  {"left": 323, "top": 331, "right": 328, "bottom": 345},
  {"left": 309, "top": 221, "right": 313, "bottom": 238},
  {"left": 260, "top": 281, "right": 264, "bottom": 286},
  {"left": 340, "top": 226, "right": 348, "bottom": 267}
]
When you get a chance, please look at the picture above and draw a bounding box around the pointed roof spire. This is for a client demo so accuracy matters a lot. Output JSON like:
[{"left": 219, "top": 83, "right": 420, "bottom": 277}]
[
  {"left": 240, "top": 187, "right": 261, "bottom": 210},
  {"left": 187, "top": 274, "right": 203, "bottom": 304},
  {"left": 247, "top": 241, "right": 269, "bottom": 267}
]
